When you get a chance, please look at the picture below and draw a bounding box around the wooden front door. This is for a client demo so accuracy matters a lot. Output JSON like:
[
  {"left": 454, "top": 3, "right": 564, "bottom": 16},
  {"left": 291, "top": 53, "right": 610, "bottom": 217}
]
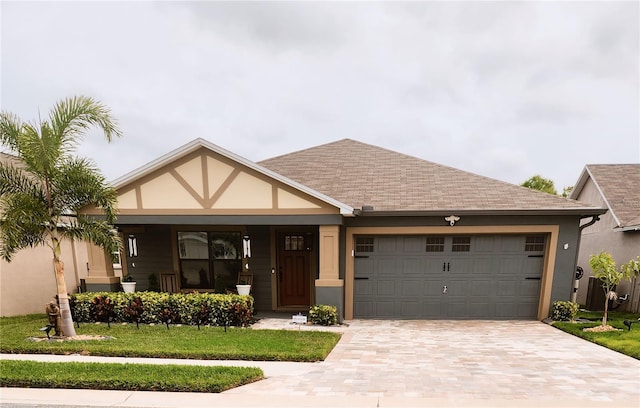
[{"left": 278, "top": 232, "right": 311, "bottom": 306}]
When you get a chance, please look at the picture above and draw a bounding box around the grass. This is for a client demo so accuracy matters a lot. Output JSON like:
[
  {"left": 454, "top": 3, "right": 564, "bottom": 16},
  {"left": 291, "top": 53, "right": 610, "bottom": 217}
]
[
  {"left": 0, "top": 314, "right": 341, "bottom": 362},
  {"left": 0, "top": 360, "right": 263, "bottom": 392},
  {"left": 552, "top": 309, "right": 640, "bottom": 360}
]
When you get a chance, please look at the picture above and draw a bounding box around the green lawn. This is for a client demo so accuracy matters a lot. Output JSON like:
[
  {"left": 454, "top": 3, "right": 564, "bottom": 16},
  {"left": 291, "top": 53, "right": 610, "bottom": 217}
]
[
  {"left": 552, "top": 310, "right": 640, "bottom": 360},
  {"left": 0, "top": 314, "right": 341, "bottom": 362},
  {"left": 0, "top": 360, "right": 263, "bottom": 392}
]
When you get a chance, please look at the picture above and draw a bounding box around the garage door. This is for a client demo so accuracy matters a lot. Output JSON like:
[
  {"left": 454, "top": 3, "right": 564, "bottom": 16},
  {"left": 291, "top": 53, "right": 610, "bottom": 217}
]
[{"left": 353, "top": 235, "right": 545, "bottom": 319}]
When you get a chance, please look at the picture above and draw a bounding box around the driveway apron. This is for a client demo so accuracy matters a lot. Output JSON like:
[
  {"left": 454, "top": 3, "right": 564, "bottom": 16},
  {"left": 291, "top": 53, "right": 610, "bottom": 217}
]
[{"left": 227, "top": 320, "right": 640, "bottom": 402}]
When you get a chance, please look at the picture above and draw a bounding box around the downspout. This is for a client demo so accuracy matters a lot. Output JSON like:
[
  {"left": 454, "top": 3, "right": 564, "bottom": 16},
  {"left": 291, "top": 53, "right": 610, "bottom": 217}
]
[{"left": 571, "top": 215, "right": 600, "bottom": 303}]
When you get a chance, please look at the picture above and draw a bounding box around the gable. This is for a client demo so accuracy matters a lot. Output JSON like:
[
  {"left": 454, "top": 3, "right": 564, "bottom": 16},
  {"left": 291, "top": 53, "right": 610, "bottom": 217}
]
[{"left": 109, "top": 147, "right": 333, "bottom": 215}]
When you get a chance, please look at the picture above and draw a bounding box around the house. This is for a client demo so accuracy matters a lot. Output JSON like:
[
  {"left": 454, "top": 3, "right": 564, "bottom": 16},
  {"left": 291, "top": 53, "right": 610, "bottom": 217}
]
[
  {"left": 570, "top": 164, "right": 640, "bottom": 313},
  {"left": 79, "top": 138, "right": 605, "bottom": 320},
  {"left": 0, "top": 152, "right": 90, "bottom": 316}
]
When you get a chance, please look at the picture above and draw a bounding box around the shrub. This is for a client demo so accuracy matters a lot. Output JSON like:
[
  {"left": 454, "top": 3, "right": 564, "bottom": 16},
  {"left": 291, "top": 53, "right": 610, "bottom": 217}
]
[
  {"left": 551, "top": 300, "right": 579, "bottom": 322},
  {"left": 309, "top": 304, "right": 338, "bottom": 326},
  {"left": 70, "top": 292, "right": 254, "bottom": 327}
]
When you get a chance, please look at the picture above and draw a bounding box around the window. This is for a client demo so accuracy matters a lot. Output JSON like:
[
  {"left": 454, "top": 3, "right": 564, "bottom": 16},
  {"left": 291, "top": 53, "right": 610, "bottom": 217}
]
[
  {"left": 452, "top": 236, "right": 471, "bottom": 252},
  {"left": 177, "top": 231, "right": 241, "bottom": 292},
  {"left": 525, "top": 236, "right": 545, "bottom": 251},
  {"left": 425, "top": 237, "right": 445, "bottom": 252},
  {"left": 355, "top": 237, "right": 374, "bottom": 253},
  {"left": 283, "top": 233, "right": 312, "bottom": 251}
]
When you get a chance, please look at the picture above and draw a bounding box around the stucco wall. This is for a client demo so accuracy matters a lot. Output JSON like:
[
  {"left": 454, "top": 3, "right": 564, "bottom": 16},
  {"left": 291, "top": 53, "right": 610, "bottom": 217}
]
[{"left": 0, "top": 240, "right": 88, "bottom": 316}]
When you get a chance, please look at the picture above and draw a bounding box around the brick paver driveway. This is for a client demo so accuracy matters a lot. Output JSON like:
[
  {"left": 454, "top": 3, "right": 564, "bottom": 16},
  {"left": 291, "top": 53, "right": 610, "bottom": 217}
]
[{"left": 229, "top": 320, "right": 640, "bottom": 404}]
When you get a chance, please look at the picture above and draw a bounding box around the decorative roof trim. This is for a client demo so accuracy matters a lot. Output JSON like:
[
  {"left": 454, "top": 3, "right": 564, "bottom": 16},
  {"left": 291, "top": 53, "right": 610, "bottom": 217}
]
[
  {"left": 569, "top": 165, "right": 621, "bottom": 227},
  {"left": 110, "top": 138, "right": 355, "bottom": 216}
]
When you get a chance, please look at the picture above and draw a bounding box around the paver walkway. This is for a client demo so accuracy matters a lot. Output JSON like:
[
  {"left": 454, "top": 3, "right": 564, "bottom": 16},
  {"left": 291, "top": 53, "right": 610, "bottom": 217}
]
[
  {"left": 232, "top": 319, "right": 640, "bottom": 402},
  {"left": 2, "top": 318, "right": 639, "bottom": 407}
]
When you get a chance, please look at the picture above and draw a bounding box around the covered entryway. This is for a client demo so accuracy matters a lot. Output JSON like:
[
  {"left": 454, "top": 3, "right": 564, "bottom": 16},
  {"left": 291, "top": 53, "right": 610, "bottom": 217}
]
[{"left": 353, "top": 234, "right": 545, "bottom": 319}]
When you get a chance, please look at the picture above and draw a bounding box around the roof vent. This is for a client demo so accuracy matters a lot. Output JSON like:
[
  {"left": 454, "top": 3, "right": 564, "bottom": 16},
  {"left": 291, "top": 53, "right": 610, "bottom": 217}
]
[{"left": 362, "top": 205, "right": 374, "bottom": 211}]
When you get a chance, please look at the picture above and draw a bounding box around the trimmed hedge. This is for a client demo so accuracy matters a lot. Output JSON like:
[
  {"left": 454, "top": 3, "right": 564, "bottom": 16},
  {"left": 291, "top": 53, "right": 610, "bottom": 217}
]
[
  {"left": 550, "top": 300, "right": 579, "bottom": 322},
  {"left": 309, "top": 304, "right": 338, "bottom": 326},
  {"left": 71, "top": 292, "right": 254, "bottom": 327}
]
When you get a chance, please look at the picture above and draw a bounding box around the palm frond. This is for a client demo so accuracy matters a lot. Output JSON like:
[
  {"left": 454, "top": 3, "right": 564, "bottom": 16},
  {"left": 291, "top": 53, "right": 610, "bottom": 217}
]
[
  {"left": 0, "top": 161, "right": 43, "bottom": 198},
  {"left": 62, "top": 216, "right": 122, "bottom": 254},
  {"left": 50, "top": 96, "right": 122, "bottom": 154},
  {"left": 52, "top": 158, "right": 119, "bottom": 223},
  {"left": 0, "top": 112, "right": 22, "bottom": 151},
  {"left": 0, "top": 194, "right": 49, "bottom": 261}
]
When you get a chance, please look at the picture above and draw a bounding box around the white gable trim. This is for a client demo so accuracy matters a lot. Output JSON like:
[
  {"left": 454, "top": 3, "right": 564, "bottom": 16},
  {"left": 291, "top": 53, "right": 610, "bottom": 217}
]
[{"left": 110, "top": 138, "right": 355, "bottom": 216}]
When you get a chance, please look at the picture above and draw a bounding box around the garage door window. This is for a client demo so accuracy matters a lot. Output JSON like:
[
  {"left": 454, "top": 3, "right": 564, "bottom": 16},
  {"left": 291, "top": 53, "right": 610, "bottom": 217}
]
[
  {"left": 355, "top": 237, "right": 374, "bottom": 253},
  {"left": 525, "top": 236, "right": 545, "bottom": 251},
  {"left": 452, "top": 236, "right": 471, "bottom": 252},
  {"left": 425, "top": 237, "right": 445, "bottom": 252}
]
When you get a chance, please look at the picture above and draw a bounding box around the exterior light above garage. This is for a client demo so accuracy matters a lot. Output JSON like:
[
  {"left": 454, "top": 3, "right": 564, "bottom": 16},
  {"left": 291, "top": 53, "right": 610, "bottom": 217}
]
[{"left": 445, "top": 215, "right": 460, "bottom": 226}]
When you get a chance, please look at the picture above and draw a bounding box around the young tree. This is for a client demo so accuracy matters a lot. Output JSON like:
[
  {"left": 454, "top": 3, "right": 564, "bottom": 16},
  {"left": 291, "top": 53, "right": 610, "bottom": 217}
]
[
  {"left": 0, "top": 96, "right": 122, "bottom": 337},
  {"left": 589, "top": 252, "right": 639, "bottom": 326},
  {"left": 521, "top": 175, "right": 557, "bottom": 195}
]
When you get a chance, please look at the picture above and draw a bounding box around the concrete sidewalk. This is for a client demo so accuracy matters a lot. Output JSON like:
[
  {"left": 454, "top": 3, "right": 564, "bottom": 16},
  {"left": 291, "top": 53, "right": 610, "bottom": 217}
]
[{"left": 2, "top": 318, "right": 639, "bottom": 407}]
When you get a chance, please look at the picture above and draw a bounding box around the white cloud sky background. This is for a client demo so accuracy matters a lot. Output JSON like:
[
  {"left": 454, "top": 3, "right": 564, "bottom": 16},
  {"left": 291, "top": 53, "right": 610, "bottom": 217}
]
[{"left": 1, "top": 1, "right": 638, "bottom": 192}]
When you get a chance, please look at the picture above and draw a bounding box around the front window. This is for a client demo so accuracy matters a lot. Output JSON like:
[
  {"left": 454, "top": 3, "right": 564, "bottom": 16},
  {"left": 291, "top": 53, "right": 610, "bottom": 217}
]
[{"left": 177, "top": 231, "right": 241, "bottom": 292}]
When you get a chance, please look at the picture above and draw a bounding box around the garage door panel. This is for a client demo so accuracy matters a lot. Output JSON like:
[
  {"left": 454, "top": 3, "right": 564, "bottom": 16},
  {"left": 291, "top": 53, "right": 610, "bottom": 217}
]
[
  {"left": 376, "top": 258, "right": 400, "bottom": 276},
  {"left": 403, "top": 236, "right": 425, "bottom": 253},
  {"left": 423, "top": 301, "right": 445, "bottom": 317},
  {"left": 400, "top": 301, "right": 421, "bottom": 318},
  {"left": 375, "top": 301, "right": 396, "bottom": 317},
  {"left": 468, "top": 302, "right": 493, "bottom": 318},
  {"left": 354, "top": 301, "right": 373, "bottom": 317},
  {"left": 376, "top": 280, "right": 396, "bottom": 296},
  {"left": 470, "top": 280, "right": 491, "bottom": 296},
  {"left": 402, "top": 258, "right": 424, "bottom": 275},
  {"left": 355, "top": 280, "right": 373, "bottom": 296},
  {"left": 401, "top": 280, "right": 423, "bottom": 296}
]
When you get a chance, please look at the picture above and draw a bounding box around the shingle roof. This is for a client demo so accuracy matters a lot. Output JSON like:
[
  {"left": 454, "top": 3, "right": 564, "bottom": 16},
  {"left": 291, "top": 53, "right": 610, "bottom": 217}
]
[
  {"left": 571, "top": 164, "right": 640, "bottom": 229},
  {"left": 259, "top": 139, "right": 601, "bottom": 214}
]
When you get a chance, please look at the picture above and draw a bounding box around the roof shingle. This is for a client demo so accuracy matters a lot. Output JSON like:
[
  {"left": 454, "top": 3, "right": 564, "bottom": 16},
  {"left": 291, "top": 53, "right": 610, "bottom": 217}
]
[
  {"left": 259, "top": 139, "right": 601, "bottom": 213},
  {"left": 580, "top": 164, "right": 640, "bottom": 228}
]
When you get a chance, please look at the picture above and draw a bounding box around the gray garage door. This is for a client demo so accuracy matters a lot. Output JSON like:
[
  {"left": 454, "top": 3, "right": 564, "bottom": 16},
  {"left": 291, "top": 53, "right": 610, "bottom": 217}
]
[{"left": 354, "top": 235, "right": 545, "bottom": 319}]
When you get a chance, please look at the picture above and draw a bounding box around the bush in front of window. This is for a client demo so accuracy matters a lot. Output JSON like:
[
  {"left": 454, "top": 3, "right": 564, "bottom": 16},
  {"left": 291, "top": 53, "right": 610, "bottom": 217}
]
[
  {"left": 309, "top": 304, "right": 338, "bottom": 326},
  {"left": 70, "top": 291, "right": 254, "bottom": 327}
]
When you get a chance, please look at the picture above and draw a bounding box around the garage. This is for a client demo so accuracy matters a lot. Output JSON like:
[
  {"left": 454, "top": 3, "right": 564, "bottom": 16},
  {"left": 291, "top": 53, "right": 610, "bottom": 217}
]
[{"left": 353, "top": 234, "right": 545, "bottom": 319}]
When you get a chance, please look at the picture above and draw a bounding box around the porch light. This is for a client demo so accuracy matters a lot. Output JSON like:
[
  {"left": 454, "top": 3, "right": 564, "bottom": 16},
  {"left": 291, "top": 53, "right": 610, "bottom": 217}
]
[
  {"left": 128, "top": 235, "right": 138, "bottom": 257},
  {"left": 243, "top": 235, "right": 251, "bottom": 258}
]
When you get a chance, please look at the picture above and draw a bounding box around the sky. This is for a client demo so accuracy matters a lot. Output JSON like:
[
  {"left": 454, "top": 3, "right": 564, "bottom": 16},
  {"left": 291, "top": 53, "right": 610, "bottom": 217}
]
[{"left": 1, "top": 1, "right": 638, "bottom": 192}]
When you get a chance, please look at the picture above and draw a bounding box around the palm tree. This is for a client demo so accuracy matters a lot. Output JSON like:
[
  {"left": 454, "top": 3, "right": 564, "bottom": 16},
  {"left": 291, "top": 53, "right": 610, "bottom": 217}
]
[{"left": 0, "top": 96, "right": 122, "bottom": 337}]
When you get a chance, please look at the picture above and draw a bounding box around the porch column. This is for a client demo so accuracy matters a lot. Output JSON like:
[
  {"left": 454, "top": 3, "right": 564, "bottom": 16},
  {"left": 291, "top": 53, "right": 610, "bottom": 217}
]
[
  {"left": 315, "top": 225, "right": 344, "bottom": 321},
  {"left": 84, "top": 243, "right": 120, "bottom": 292}
]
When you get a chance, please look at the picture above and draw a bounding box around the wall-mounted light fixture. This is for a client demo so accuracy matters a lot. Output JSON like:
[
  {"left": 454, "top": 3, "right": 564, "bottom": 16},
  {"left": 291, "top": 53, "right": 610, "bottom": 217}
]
[
  {"left": 445, "top": 215, "right": 461, "bottom": 226},
  {"left": 128, "top": 235, "right": 138, "bottom": 257},
  {"left": 242, "top": 235, "right": 251, "bottom": 258}
]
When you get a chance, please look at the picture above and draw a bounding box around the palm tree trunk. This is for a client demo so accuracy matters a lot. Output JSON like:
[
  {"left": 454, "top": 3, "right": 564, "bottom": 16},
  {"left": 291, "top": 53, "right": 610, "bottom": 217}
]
[{"left": 52, "top": 235, "right": 76, "bottom": 337}]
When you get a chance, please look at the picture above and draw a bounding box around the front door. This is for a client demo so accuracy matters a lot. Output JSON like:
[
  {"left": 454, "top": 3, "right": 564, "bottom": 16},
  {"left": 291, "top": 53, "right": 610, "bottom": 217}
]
[{"left": 278, "top": 232, "right": 311, "bottom": 306}]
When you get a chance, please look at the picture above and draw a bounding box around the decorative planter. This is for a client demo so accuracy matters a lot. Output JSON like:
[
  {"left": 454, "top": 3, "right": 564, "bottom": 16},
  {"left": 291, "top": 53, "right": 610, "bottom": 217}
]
[
  {"left": 236, "top": 284, "right": 251, "bottom": 296},
  {"left": 122, "top": 282, "right": 136, "bottom": 293}
]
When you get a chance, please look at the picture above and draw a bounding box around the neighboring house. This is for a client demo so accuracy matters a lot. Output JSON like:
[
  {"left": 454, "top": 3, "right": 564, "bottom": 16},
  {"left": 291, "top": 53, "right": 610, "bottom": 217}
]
[
  {"left": 0, "top": 152, "right": 89, "bottom": 317},
  {"left": 79, "top": 138, "right": 604, "bottom": 321},
  {"left": 570, "top": 164, "right": 640, "bottom": 313}
]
